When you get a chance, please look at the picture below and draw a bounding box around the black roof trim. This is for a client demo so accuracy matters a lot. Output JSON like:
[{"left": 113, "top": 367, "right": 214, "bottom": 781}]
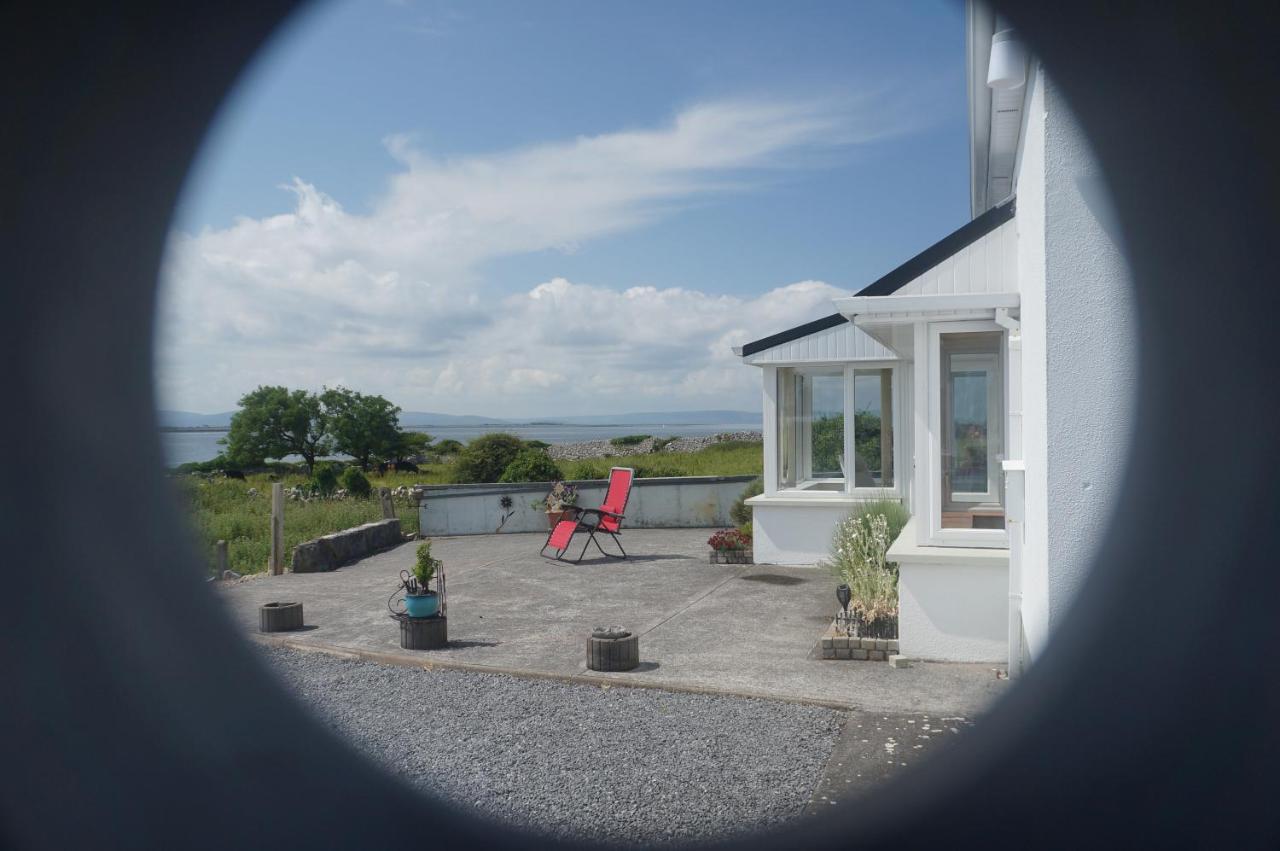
[
  {"left": 856, "top": 196, "right": 1016, "bottom": 296},
  {"left": 740, "top": 312, "right": 847, "bottom": 358},
  {"left": 738, "top": 197, "right": 1015, "bottom": 358}
]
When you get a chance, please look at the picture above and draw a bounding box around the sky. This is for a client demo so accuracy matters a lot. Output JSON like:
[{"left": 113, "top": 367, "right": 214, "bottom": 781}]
[{"left": 156, "top": 0, "right": 970, "bottom": 417}]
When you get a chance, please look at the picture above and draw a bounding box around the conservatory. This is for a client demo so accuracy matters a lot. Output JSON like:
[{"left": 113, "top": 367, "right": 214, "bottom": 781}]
[{"left": 735, "top": 199, "right": 1018, "bottom": 662}]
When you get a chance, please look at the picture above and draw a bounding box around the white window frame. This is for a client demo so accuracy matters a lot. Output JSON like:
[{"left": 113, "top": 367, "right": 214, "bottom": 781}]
[
  {"left": 926, "top": 321, "right": 1009, "bottom": 548},
  {"left": 767, "top": 361, "right": 904, "bottom": 500}
]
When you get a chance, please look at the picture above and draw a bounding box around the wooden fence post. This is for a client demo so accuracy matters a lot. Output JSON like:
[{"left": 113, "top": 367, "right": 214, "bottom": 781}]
[
  {"left": 379, "top": 487, "right": 395, "bottom": 520},
  {"left": 215, "top": 539, "right": 229, "bottom": 579},
  {"left": 270, "top": 483, "right": 284, "bottom": 575}
]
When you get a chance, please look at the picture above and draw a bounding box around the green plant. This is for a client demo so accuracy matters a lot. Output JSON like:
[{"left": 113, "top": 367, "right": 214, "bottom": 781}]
[
  {"left": 730, "top": 477, "right": 763, "bottom": 527},
  {"left": 524, "top": 439, "right": 551, "bottom": 450},
  {"left": 820, "top": 498, "right": 910, "bottom": 623},
  {"left": 738, "top": 521, "right": 752, "bottom": 538},
  {"left": 532, "top": 481, "right": 579, "bottom": 511},
  {"left": 651, "top": 436, "right": 678, "bottom": 452},
  {"left": 310, "top": 462, "right": 340, "bottom": 496},
  {"left": 499, "top": 448, "right": 563, "bottom": 483},
  {"left": 452, "top": 433, "right": 527, "bottom": 483},
  {"left": 432, "top": 438, "right": 465, "bottom": 455},
  {"left": 413, "top": 541, "right": 439, "bottom": 589},
  {"left": 340, "top": 466, "right": 371, "bottom": 497},
  {"left": 708, "top": 528, "right": 752, "bottom": 551},
  {"left": 609, "top": 434, "right": 651, "bottom": 447},
  {"left": 563, "top": 459, "right": 609, "bottom": 480}
]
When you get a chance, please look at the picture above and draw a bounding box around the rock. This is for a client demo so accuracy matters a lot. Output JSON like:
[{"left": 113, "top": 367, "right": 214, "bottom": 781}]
[
  {"left": 221, "top": 569, "right": 242, "bottom": 580},
  {"left": 546, "top": 432, "right": 761, "bottom": 463}
]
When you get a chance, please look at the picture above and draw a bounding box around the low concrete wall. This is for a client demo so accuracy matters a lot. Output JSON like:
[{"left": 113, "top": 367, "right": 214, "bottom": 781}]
[
  {"left": 292, "top": 518, "right": 403, "bottom": 573},
  {"left": 748, "top": 498, "right": 856, "bottom": 565},
  {"left": 419, "top": 476, "right": 756, "bottom": 537}
]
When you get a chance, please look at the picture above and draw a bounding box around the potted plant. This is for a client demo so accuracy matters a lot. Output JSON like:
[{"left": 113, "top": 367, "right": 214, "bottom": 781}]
[
  {"left": 533, "top": 481, "right": 579, "bottom": 529},
  {"left": 403, "top": 541, "right": 441, "bottom": 618},
  {"left": 707, "top": 527, "right": 753, "bottom": 564}
]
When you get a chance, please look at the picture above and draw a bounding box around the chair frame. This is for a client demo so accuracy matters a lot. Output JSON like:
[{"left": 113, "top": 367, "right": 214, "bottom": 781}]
[{"left": 540, "top": 468, "right": 634, "bottom": 563}]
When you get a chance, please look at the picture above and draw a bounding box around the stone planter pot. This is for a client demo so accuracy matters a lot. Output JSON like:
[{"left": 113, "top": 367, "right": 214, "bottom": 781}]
[
  {"left": 545, "top": 509, "right": 572, "bottom": 529},
  {"left": 709, "top": 548, "right": 753, "bottom": 564}
]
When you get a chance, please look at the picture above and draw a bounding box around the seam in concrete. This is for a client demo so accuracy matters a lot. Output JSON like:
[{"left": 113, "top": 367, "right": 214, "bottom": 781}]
[
  {"left": 633, "top": 570, "right": 745, "bottom": 638},
  {"left": 252, "top": 633, "right": 860, "bottom": 712}
]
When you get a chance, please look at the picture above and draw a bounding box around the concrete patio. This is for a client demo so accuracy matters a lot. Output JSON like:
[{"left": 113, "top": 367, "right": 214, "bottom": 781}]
[{"left": 215, "top": 528, "right": 1007, "bottom": 715}]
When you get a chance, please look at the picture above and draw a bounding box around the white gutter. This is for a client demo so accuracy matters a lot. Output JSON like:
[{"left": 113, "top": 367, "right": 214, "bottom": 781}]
[{"left": 835, "top": 291, "right": 1020, "bottom": 321}]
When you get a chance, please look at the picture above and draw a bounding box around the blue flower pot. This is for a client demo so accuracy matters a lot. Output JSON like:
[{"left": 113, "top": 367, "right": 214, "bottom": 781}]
[{"left": 404, "top": 592, "right": 439, "bottom": 619}]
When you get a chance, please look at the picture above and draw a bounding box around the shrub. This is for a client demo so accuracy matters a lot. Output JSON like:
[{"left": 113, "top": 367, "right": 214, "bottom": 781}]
[
  {"left": 453, "top": 433, "right": 527, "bottom": 483},
  {"left": 413, "top": 540, "right": 439, "bottom": 589},
  {"left": 730, "top": 477, "right": 763, "bottom": 527},
  {"left": 609, "top": 434, "right": 651, "bottom": 447},
  {"left": 707, "top": 528, "right": 752, "bottom": 551},
  {"left": 631, "top": 458, "right": 687, "bottom": 478},
  {"left": 340, "top": 466, "right": 372, "bottom": 498},
  {"left": 820, "top": 498, "right": 911, "bottom": 623},
  {"left": 651, "top": 436, "right": 678, "bottom": 452},
  {"left": 499, "top": 449, "right": 563, "bottom": 483},
  {"left": 563, "top": 460, "right": 609, "bottom": 480},
  {"left": 310, "top": 462, "right": 340, "bottom": 496},
  {"left": 432, "top": 438, "right": 464, "bottom": 455},
  {"left": 524, "top": 439, "right": 551, "bottom": 450}
]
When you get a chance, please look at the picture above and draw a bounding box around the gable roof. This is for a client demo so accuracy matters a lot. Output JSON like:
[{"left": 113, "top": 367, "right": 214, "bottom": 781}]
[{"left": 739, "top": 197, "right": 1016, "bottom": 358}]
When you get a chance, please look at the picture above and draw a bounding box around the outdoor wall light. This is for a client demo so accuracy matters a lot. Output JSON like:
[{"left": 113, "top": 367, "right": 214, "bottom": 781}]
[{"left": 987, "top": 29, "right": 1026, "bottom": 89}]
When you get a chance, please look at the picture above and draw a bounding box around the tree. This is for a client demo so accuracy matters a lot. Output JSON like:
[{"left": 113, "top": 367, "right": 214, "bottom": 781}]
[
  {"left": 320, "top": 386, "right": 401, "bottom": 471},
  {"left": 386, "top": 429, "right": 432, "bottom": 466},
  {"left": 223, "top": 386, "right": 331, "bottom": 474},
  {"left": 452, "top": 433, "right": 526, "bottom": 483}
]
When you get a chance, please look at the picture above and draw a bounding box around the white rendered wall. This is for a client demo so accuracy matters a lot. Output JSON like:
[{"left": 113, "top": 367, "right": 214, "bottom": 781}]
[
  {"left": 892, "top": 520, "right": 1010, "bottom": 662},
  {"left": 1015, "top": 66, "right": 1137, "bottom": 662},
  {"left": 749, "top": 501, "right": 852, "bottom": 565}
]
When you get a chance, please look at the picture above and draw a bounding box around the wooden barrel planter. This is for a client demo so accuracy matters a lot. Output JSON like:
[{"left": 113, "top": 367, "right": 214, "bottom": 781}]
[
  {"left": 587, "top": 627, "right": 639, "bottom": 672},
  {"left": 399, "top": 615, "right": 448, "bottom": 650},
  {"left": 259, "top": 601, "right": 304, "bottom": 633}
]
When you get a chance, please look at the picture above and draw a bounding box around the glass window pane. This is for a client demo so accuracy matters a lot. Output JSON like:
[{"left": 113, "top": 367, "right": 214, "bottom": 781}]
[
  {"left": 940, "top": 332, "right": 1004, "bottom": 529},
  {"left": 806, "top": 373, "right": 844, "bottom": 480},
  {"left": 776, "top": 367, "right": 844, "bottom": 491},
  {"left": 853, "top": 369, "right": 893, "bottom": 488}
]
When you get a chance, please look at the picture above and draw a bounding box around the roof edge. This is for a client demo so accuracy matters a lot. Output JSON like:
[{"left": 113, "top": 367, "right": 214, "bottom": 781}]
[
  {"left": 856, "top": 196, "right": 1015, "bottom": 297},
  {"left": 736, "top": 196, "right": 1015, "bottom": 360},
  {"left": 740, "top": 313, "right": 847, "bottom": 358}
]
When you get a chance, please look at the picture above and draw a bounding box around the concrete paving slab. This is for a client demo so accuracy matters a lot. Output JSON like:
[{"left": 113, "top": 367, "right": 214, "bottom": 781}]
[{"left": 215, "top": 529, "right": 1008, "bottom": 716}]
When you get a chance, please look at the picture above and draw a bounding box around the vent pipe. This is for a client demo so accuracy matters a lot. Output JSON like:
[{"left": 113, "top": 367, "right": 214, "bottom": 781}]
[{"left": 987, "top": 29, "right": 1026, "bottom": 89}]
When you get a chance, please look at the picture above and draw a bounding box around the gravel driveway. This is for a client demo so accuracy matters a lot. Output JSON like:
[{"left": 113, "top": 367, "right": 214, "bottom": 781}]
[{"left": 263, "top": 646, "right": 842, "bottom": 846}]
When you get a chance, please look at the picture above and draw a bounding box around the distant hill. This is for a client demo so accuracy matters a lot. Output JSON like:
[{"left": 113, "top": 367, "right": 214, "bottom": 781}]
[
  {"left": 397, "top": 411, "right": 514, "bottom": 427},
  {"left": 157, "top": 410, "right": 236, "bottom": 428},
  {"left": 157, "top": 408, "right": 760, "bottom": 429},
  {"left": 548, "top": 410, "right": 759, "bottom": 426}
]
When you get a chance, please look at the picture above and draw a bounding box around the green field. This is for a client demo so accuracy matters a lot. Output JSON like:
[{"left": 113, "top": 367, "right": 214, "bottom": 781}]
[{"left": 179, "top": 441, "right": 762, "bottom": 576}]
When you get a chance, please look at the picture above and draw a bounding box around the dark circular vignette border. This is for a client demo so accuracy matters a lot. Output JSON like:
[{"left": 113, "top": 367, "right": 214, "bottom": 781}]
[{"left": 2, "top": 1, "right": 1278, "bottom": 847}]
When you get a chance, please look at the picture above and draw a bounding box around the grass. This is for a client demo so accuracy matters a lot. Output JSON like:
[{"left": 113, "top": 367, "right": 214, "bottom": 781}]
[
  {"left": 178, "top": 442, "right": 763, "bottom": 576},
  {"left": 176, "top": 470, "right": 435, "bottom": 577}
]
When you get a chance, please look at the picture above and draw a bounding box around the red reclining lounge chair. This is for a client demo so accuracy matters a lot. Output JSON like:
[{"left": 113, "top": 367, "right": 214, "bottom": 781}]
[{"left": 540, "top": 467, "right": 634, "bottom": 563}]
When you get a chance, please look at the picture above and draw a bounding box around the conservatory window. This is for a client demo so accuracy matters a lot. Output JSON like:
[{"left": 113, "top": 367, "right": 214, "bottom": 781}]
[
  {"left": 853, "top": 368, "right": 894, "bottom": 489},
  {"left": 774, "top": 365, "right": 896, "bottom": 495},
  {"left": 938, "top": 331, "right": 1005, "bottom": 529}
]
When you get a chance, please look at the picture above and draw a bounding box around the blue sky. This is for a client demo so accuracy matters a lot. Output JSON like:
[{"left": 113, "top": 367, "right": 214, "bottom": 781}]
[{"left": 158, "top": 0, "right": 969, "bottom": 416}]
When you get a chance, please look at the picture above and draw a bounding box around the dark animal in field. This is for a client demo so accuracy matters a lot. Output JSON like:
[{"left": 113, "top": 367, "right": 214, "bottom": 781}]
[
  {"left": 223, "top": 470, "right": 246, "bottom": 480},
  {"left": 375, "top": 462, "right": 389, "bottom": 475},
  {"left": 393, "top": 461, "right": 419, "bottom": 473}
]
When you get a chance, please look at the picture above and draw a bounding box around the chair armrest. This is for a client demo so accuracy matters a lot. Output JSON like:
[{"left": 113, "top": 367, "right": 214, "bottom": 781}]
[{"left": 576, "top": 507, "right": 624, "bottom": 520}]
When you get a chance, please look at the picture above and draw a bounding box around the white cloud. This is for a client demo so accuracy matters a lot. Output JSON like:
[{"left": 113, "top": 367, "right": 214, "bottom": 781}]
[{"left": 156, "top": 95, "right": 896, "bottom": 413}]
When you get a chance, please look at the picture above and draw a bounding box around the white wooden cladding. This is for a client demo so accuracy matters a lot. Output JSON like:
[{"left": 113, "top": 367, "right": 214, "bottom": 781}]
[
  {"left": 744, "top": 320, "right": 898, "bottom": 365},
  {"left": 894, "top": 218, "right": 1018, "bottom": 297}
]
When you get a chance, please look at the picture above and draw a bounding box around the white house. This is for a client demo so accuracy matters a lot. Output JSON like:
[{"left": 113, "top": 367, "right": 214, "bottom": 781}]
[{"left": 734, "top": 2, "right": 1135, "bottom": 673}]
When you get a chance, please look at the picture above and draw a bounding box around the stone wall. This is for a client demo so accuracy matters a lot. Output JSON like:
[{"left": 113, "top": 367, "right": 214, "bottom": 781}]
[{"left": 291, "top": 518, "right": 403, "bottom": 573}]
